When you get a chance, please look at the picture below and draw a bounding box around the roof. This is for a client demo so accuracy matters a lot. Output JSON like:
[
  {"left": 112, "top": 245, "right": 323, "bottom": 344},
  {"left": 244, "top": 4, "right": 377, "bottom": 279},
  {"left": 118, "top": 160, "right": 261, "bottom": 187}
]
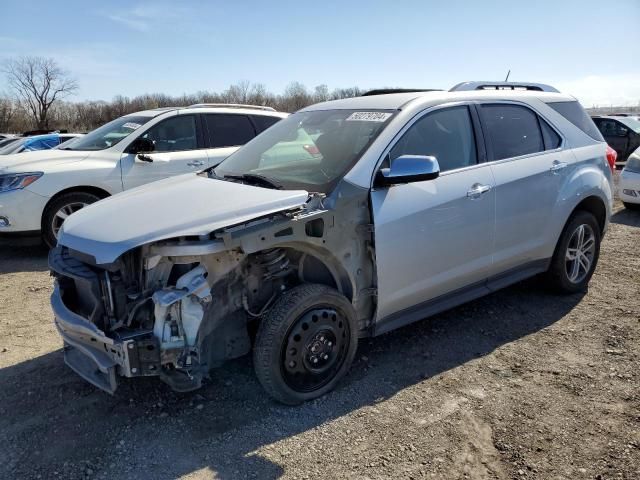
[
  {"left": 301, "top": 89, "right": 575, "bottom": 112},
  {"left": 130, "top": 105, "right": 287, "bottom": 118}
]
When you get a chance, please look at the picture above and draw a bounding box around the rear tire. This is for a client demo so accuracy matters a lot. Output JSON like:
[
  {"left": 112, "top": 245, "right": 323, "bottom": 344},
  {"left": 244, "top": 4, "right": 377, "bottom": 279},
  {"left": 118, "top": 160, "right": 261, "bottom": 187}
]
[
  {"left": 545, "top": 210, "right": 601, "bottom": 293},
  {"left": 253, "top": 284, "right": 358, "bottom": 405},
  {"left": 42, "top": 192, "right": 101, "bottom": 248},
  {"left": 623, "top": 202, "right": 640, "bottom": 211}
]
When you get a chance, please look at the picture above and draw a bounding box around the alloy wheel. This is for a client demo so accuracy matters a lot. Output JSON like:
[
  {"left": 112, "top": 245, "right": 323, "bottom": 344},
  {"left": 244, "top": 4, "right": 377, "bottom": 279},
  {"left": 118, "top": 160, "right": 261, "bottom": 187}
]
[
  {"left": 52, "top": 202, "right": 88, "bottom": 239},
  {"left": 565, "top": 223, "right": 596, "bottom": 284}
]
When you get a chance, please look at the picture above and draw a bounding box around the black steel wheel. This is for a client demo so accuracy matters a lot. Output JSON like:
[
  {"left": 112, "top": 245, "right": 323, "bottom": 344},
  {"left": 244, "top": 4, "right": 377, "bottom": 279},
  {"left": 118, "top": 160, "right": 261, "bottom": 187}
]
[
  {"left": 281, "top": 307, "right": 349, "bottom": 393},
  {"left": 253, "top": 284, "right": 358, "bottom": 405}
]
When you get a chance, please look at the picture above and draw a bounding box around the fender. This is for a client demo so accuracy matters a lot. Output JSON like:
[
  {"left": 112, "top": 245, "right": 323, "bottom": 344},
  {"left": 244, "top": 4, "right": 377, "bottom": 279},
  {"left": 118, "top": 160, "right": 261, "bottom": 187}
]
[{"left": 543, "top": 159, "right": 612, "bottom": 259}]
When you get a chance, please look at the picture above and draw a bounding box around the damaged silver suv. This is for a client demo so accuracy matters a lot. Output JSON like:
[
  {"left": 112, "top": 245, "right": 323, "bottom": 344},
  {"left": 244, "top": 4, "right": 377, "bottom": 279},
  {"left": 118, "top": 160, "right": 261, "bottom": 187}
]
[{"left": 50, "top": 82, "right": 613, "bottom": 404}]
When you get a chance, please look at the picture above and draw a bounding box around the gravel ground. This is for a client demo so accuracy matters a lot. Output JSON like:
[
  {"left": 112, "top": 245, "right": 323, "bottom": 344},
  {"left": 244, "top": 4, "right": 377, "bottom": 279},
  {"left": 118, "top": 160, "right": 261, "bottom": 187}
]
[{"left": 0, "top": 202, "right": 638, "bottom": 480}]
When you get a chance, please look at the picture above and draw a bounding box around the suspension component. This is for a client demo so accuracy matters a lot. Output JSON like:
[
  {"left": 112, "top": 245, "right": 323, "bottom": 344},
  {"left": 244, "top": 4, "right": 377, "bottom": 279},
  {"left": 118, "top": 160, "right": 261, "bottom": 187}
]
[{"left": 257, "top": 248, "right": 290, "bottom": 280}]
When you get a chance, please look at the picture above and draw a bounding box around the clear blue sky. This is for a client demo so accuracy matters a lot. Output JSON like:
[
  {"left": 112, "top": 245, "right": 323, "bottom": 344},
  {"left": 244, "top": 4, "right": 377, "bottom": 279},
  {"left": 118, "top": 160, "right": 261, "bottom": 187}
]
[{"left": 1, "top": 0, "right": 639, "bottom": 106}]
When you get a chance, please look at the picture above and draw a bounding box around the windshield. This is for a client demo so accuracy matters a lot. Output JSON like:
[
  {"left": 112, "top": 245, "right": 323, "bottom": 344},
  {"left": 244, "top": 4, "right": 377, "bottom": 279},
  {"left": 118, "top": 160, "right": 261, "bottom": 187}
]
[
  {"left": 62, "top": 115, "right": 154, "bottom": 151},
  {"left": 214, "top": 109, "right": 394, "bottom": 192},
  {"left": 617, "top": 117, "right": 640, "bottom": 134}
]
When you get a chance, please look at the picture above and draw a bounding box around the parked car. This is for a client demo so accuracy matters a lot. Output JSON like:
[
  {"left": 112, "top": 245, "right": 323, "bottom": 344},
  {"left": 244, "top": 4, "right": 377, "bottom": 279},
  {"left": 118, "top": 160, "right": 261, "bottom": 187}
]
[
  {"left": 609, "top": 113, "right": 640, "bottom": 120},
  {"left": 592, "top": 115, "right": 640, "bottom": 167},
  {"left": 619, "top": 146, "right": 640, "bottom": 210},
  {"left": 49, "top": 82, "right": 612, "bottom": 404},
  {"left": 0, "top": 136, "right": 19, "bottom": 150},
  {"left": 0, "top": 104, "right": 286, "bottom": 246},
  {"left": 0, "top": 133, "right": 84, "bottom": 155}
]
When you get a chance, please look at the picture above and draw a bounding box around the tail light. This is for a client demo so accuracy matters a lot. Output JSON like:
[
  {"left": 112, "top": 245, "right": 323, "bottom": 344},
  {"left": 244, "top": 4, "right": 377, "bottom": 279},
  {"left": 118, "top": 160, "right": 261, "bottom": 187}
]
[
  {"left": 303, "top": 144, "right": 320, "bottom": 156},
  {"left": 605, "top": 145, "right": 617, "bottom": 172}
]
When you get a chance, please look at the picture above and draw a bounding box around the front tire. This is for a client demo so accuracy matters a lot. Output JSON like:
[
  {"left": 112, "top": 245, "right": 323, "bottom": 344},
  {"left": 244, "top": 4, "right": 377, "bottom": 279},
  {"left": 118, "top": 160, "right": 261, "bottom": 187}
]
[
  {"left": 42, "top": 192, "right": 100, "bottom": 248},
  {"left": 253, "top": 284, "right": 358, "bottom": 405},
  {"left": 546, "top": 210, "right": 601, "bottom": 293}
]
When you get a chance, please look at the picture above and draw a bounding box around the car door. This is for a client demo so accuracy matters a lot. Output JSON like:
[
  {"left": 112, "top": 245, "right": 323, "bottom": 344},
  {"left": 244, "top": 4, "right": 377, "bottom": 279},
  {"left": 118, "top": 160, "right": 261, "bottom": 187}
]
[
  {"left": 479, "top": 102, "right": 571, "bottom": 275},
  {"left": 202, "top": 114, "right": 257, "bottom": 168},
  {"left": 120, "top": 114, "right": 208, "bottom": 190},
  {"left": 594, "top": 118, "right": 629, "bottom": 156},
  {"left": 371, "top": 104, "right": 496, "bottom": 328}
]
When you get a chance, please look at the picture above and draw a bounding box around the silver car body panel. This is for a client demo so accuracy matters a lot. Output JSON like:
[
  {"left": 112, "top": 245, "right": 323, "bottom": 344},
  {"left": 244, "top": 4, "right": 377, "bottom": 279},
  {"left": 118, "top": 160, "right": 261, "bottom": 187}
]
[
  {"left": 371, "top": 161, "right": 496, "bottom": 321},
  {"left": 351, "top": 92, "right": 613, "bottom": 325},
  {"left": 58, "top": 174, "right": 309, "bottom": 264}
]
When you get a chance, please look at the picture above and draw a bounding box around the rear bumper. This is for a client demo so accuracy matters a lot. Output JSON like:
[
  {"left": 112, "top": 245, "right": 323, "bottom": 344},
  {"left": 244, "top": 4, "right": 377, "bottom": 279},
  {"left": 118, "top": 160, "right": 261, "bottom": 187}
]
[{"left": 52, "top": 282, "right": 126, "bottom": 393}]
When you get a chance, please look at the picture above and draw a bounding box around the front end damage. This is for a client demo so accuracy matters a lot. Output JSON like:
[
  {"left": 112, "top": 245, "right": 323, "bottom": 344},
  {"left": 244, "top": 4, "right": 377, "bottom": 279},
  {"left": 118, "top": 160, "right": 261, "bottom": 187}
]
[{"left": 50, "top": 188, "right": 376, "bottom": 393}]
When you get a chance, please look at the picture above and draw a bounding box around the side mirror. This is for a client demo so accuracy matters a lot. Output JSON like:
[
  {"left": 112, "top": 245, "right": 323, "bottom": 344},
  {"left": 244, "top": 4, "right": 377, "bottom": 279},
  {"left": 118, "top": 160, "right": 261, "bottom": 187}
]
[
  {"left": 375, "top": 155, "right": 440, "bottom": 187},
  {"left": 127, "top": 137, "right": 155, "bottom": 154}
]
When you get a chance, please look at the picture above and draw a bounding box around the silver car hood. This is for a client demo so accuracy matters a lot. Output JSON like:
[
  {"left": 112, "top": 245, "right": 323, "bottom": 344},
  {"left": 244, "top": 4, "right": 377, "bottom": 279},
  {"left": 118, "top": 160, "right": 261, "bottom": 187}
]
[{"left": 59, "top": 174, "right": 309, "bottom": 264}]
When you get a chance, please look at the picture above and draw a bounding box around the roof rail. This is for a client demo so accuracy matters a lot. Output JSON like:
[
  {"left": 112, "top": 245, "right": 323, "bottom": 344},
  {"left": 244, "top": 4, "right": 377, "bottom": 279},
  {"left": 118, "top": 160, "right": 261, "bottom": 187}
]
[
  {"left": 188, "top": 103, "right": 276, "bottom": 112},
  {"left": 22, "top": 129, "right": 68, "bottom": 136},
  {"left": 450, "top": 81, "right": 559, "bottom": 93},
  {"left": 362, "top": 88, "right": 441, "bottom": 96}
]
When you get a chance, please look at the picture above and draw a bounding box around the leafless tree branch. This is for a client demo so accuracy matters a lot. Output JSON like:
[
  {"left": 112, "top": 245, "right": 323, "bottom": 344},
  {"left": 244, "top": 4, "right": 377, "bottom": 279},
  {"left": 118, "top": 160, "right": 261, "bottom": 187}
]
[{"left": 2, "top": 56, "right": 78, "bottom": 129}]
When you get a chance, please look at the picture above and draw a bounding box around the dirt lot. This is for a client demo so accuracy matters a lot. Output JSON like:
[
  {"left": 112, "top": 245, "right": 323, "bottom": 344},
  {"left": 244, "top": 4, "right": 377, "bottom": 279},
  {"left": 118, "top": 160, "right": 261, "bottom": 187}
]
[{"left": 0, "top": 205, "right": 638, "bottom": 480}]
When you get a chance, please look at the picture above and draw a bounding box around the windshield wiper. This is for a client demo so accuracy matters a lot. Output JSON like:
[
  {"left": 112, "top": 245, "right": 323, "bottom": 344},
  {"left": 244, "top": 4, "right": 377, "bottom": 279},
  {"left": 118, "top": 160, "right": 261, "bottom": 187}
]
[{"left": 223, "top": 173, "right": 283, "bottom": 190}]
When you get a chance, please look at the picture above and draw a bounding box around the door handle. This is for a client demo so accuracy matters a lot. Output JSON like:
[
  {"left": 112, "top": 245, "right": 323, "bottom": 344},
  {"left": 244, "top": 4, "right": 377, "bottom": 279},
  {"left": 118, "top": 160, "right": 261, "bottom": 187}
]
[
  {"left": 550, "top": 160, "right": 568, "bottom": 173},
  {"left": 187, "top": 160, "right": 204, "bottom": 167},
  {"left": 466, "top": 183, "right": 492, "bottom": 199}
]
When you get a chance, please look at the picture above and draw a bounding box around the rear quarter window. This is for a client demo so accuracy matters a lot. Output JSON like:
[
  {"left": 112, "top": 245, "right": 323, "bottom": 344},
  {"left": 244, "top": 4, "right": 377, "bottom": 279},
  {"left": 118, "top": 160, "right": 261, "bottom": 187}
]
[
  {"left": 251, "top": 115, "right": 282, "bottom": 133},
  {"left": 540, "top": 118, "right": 561, "bottom": 150},
  {"left": 546, "top": 101, "right": 604, "bottom": 142}
]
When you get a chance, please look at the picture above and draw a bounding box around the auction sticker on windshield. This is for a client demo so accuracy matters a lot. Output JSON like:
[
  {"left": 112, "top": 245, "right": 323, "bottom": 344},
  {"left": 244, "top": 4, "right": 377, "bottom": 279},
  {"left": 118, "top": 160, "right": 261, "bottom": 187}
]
[
  {"left": 346, "top": 112, "right": 392, "bottom": 122},
  {"left": 122, "top": 122, "right": 142, "bottom": 130}
]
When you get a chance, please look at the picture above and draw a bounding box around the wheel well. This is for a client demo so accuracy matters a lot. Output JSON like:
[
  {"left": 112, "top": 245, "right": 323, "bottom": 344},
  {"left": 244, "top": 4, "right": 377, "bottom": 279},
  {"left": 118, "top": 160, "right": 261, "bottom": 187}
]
[
  {"left": 572, "top": 196, "right": 607, "bottom": 233},
  {"left": 287, "top": 249, "right": 354, "bottom": 301},
  {"left": 54, "top": 186, "right": 111, "bottom": 201},
  {"left": 44, "top": 186, "right": 110, "bottom": 213}
]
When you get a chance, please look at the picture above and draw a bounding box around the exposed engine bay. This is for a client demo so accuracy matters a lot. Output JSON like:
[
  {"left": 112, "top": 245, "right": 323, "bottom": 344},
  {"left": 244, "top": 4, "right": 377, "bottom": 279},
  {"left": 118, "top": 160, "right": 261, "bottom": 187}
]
[{"left": 50, "top": 186, "right": 376, "bottom": 393}]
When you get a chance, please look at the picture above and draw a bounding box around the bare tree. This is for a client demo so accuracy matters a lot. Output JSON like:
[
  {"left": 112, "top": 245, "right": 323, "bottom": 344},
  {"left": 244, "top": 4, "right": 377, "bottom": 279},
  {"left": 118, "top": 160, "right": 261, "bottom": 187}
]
[
  {"left": 223, "top": 80, "right": 252, "bottom": 104},
  {"left": 313, "top": 84, "right": 330, "bottom": 103},
  {"left": 280, "top": 82, "right": 311, "bottom": 112},
  {"left": 0, "top": 79, "right": 379, "bottom": 132},
  {"left": 3, "top": 56, "right": 78, "bottom": 129},
  {"left": 0, "top": 96, "right": 16, "bottom": 132}
]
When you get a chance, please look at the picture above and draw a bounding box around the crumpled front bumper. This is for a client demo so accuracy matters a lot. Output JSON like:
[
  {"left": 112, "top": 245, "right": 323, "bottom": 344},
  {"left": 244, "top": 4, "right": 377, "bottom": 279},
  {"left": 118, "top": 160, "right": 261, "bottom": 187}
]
[{"left": 51, "top": 282, "right": 127, "bottom": 394}]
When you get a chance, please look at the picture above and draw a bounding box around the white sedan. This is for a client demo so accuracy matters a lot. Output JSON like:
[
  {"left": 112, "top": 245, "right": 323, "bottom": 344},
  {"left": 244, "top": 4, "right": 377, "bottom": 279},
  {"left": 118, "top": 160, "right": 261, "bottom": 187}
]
[{"left": 620, "top": 146, "right": 640, "bottom": 210}]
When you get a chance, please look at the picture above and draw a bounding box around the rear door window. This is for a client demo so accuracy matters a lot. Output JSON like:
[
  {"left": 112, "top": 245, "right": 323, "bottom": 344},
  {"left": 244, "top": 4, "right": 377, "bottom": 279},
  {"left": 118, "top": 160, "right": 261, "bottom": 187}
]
[
  {"left": 205, "top": 114, "right": 256, "bottom": 148},
  {"left": 251, "top": 115, "right": 282, "bottom": 133},
  {"left": 547, "top": 101, "right": 604, "bottom": 141},
  {"left": 593, "top": 118, "right": 619, "bottom": 137},
  {"left": 481, "top": 104, "right": 544, "bottom": 160}
]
